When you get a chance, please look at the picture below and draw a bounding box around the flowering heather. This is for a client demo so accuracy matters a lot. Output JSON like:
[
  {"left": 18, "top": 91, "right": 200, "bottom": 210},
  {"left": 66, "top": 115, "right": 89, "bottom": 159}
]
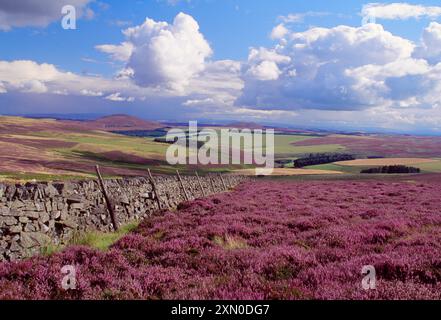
[{"left": 1, "top": 178, "right": 441, "bottom": 299}]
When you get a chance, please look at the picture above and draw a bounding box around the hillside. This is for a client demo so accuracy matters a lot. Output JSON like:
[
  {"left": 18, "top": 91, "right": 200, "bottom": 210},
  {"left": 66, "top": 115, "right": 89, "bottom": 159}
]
[
  {"left": 0, "top": 115, "right": 179, "bottom": 181},
  {"left": 1, "top": 178, "right": 440, "bottom": 299},
  {"left": 74, "top": 114, "right": 162, "bottom": 132}
]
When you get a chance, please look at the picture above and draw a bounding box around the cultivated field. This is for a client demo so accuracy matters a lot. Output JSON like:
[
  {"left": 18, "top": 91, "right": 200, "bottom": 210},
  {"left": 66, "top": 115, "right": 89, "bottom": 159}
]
[
  {"left": 4, "top": 115, "right": 441, "bottom": 181},
  {"left": 292, "top": 134, "right": 441, "bottom": 158},
  {"left": 1, "top": 177, "right": 440, "bottom": 299},
  {"left": 232, "top": 168, "right": 343, "bottom": 176},
  {"left": 335, "top": 158, "right": 438, "bottom": 166}
]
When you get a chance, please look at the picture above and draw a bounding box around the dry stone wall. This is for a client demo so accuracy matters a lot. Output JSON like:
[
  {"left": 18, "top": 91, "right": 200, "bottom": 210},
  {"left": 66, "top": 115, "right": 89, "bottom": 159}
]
[{"left": 0, "top": 174, "right": 248, "bottom": 262}]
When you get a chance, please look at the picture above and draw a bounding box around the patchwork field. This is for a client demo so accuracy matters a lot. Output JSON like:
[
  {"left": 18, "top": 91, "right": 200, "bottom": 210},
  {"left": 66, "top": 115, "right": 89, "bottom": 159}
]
[
  {"left": 233, "top": 168, "right": 343, "bottom": 176},
  {"left": 292, "top": 134, "right": 441, "bottom": 158},
  {"left": 3, "top": 115, "right": 441, "bottom": 181},
  {"left": 1, "top": 178, "right": 440, "bottom": 299},
  {"left": 335, "top": 158, "right": 438, "bottom": 166},
  {"left": 0, "top": 116, "right": 247, "bottom": 181}
]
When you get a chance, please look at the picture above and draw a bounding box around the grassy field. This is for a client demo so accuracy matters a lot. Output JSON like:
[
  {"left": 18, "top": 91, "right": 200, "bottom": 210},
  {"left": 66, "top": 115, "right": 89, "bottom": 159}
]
[{"left": 3, "top": 115, "right": 441, "bottom": 181}]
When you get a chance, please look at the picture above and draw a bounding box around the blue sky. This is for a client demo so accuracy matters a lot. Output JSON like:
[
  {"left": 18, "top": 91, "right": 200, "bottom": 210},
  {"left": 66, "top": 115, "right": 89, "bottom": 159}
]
[{"left": 2, "top": 1, "right": 441, "bottom": 133}]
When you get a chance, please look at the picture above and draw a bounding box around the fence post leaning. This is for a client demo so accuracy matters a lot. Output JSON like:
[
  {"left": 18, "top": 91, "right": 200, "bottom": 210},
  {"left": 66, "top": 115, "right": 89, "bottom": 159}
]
[
  {"left": 176, "top": 170, "right": 190, "bottom": 201},
  {"left": 195, "top": 171, "right": 206, "bottom": 197},
  {"left": 147, "top": 169, "right": 163, "bottom": 211},
  {"left": 95, "top": 165, "right": 119, "bottom": 231},
  {"left": 219, "top": 173, "right": 227, "bottom": 190},
  {"left": 209, "top": 174, "right": 216, "bottom": 194}
]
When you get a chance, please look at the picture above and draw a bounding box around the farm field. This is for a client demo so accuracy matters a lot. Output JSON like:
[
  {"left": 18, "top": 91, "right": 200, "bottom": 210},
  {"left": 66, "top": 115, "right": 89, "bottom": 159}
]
[
  {"left": 335, "top": 158, "right": 437, "bottom": 166},
  {"left": 0, "top": 116, "right": 250, "bottom": 181},
  {"left": 292, "top": 134, "right": 441, "bottom": 158},
  {"left": 4, "top": 115, "right": 441, "bottom": 181},
  {"left": 232, "top": 168, "right": 343, "bottom": 176},
  {"left": 1, "top": 177, "right": 440, "bottom": 299}
]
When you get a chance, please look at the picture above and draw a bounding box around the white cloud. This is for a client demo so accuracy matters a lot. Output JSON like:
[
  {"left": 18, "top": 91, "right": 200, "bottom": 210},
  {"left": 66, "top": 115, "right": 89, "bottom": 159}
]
[
  {"left": 414, "top": 22, "right": 441, "bottom": 63},
  {"left": 239, "top": 23, "right": 415, "bottom": 110},
  {"left": 97, "top": 12, "right": 213, "bottom": 93},
  {"left": 0, "top": 59, "right": 156, "bottom": 100},
  {"left": 362, "top": 3, "right": 441, "bottom": 21},
  {"left": 0, "top": 0, "right": 93, "bottom": 30},
  {"left": 105, "top": 92, "right": 134, "bottom": 102},
  {"left": 95, "top": 42, "right": 134, "bottom": 62},
  {"left": 5, "top": 11, "right": 441, "bottom": 132},
  {"left": 278, "top": 12, "right": 330, "bottom": 24},
  {"left": 246, "top": 61, "right": 282, "bottom": 81},
  {"left": 80, "top": 89, "right": 103, "bottom": 96},
  {"left": 271, "top": 23, "right": 289, "bottom": 40}
]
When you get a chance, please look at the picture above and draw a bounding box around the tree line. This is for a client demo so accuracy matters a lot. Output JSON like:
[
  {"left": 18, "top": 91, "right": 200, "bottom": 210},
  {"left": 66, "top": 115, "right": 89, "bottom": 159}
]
[
  {"left": 294, "top": 153, "right": 355, "bottom": 168},
  {"left": 361, "top": 165, "right": 421, "bottom": 174}
]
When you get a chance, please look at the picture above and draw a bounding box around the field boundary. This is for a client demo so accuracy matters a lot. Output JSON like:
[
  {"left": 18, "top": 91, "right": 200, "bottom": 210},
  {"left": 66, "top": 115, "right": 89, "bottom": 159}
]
[{"left": 0, "top": 172, "right": 248, "bottom": 262}]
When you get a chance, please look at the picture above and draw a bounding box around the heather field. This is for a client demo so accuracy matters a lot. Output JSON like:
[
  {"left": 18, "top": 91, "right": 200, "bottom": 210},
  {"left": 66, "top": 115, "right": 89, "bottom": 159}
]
[{"left": 1, "top": 178, "right": 440, "bottom": 300}]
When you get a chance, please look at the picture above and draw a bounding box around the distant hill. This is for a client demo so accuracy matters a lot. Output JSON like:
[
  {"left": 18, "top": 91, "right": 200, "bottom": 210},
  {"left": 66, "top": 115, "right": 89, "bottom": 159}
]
[
  {"left": 66, "top": 114, "right": 163, "bottom": 132},
  {"left": 224, "top": 121, "right": 264, "bottom": 129}
]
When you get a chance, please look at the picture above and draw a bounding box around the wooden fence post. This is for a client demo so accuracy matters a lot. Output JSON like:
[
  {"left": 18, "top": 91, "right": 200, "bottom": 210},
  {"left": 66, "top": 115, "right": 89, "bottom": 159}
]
[
  {"left": 219, "top": 173, "right": 227, "bottom": 190},
  {"left": 176, "top": 170, "right": 190, "bottom": 201},
  {"left": 209, "top": 174, "right": 216, "bottom": 194},
  {"left": 95, "top": 165, "right": 118, "bottom": 231},
  {"left": 147, "top": 169, "right": 163, "bottom": 210},
  {"left": 195, "top": 171, "right": 206, "bottom": 197}
]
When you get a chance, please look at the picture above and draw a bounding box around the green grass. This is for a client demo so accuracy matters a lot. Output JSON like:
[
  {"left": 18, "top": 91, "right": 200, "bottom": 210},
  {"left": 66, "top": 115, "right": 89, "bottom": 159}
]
[
  {"left": 41, "top": 221, "right": 139, "bottom": 255},
  {"left": 414, "top": 159, "right": 441, "bottom": 173},
  {"left": 303, "top": 163, "right": 364, "bottom": 174}
]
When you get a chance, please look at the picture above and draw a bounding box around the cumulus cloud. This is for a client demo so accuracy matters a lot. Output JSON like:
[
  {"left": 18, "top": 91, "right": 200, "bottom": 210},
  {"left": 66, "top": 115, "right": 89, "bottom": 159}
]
[
  {"left": 0, "top": 59, "right": 154, "bottom": 99},
  {"left": 362, "top": 2, "right": 441, "bottom": 21},
  {"left": 0, "top": 0, "right": 93, "bottom": 30},
  {"left": 95, "top": 42, "right": 134, "bottom": 62},
  {"left": 6, "top": 10, "right": 441, "bottom": 131},
  {"left": 414, "top": 22, "right": 441, "bottom": 63},
  {"left": 238, "top": 23, "right": 416, "bottom": 110},
  {"left": 270, "top": 23, "right": 288, "bottom": 40},
  {"left": 97, "top": 12, "right": 212, "bottom": 93}
]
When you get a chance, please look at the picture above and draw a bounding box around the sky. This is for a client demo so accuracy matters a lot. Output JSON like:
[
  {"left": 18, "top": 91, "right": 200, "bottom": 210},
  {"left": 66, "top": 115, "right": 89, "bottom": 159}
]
[{"left": 2, "top": 1, "right": 441, "bottom": 133}]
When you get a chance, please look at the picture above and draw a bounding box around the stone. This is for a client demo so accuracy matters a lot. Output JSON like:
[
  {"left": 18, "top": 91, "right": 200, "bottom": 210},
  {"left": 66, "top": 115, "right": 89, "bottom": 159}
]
[
  {"left": 35, "top": 202, "right": 43, "bottom": 211},
  {"left": 70, "top": 203, "right": 84, "bottom": 210},
  {"left": 45, "top": 201, "right": 52, "bottom": 212},
  {"left": 48, "top": 219, "right": 55, "bottom": 228},
  {"left": 24, "top": 203, "right": 37, "bottom": 211},
  {"left": 56, "top": 219, "right": 78, "bottom": 229},
  {"left": 60, "top": 210, "right": 69, "bottom": 221},
  {"left": 66, "top": 196, "right": 82, "bottom": 204},
  {"left": 51, "top": 210, "right": 61, "bottom": 220},
  {"left": 24, "top": 223, "right": 36, "bottom": 232},
  {"left": 119, "top": 195, "right": 130, "bottom": 205},
  {"left": 0, "top": 206, "right": 10, "bottom": 216},
  {"left": 0, "top": 240, "right": 8, "bottom": 249},
  {"left": 9, "top": 225, "right": 22, "bottom": 234},
  {"left": 5, "top": 185, "right": 16, "bottom": 199},
  {"left": 39, "top": 222, "right": 50, "bottom": 233},
  {"left": 18, "top": 216, "right": 29, "bottom": 223},
  {"left": 44, "top": 184, "right": 58, "bottom": 197},
  {"left": 10, "top": 200, "right": 25, "bottom": 210},
  {"left": 20, "top": 232, "right": 51, "bottom": 249},
  {"left": 39, "top": 211, "right": 50, "bottom": 223},
  {"left": 2, "top": 216, "right": 17, "bottom": 226},
  {"left": 9, "top": 241, "right": 21, "bottom": 252},
  {"left": 23, "top": 211, "right": 39, "bottom": 219}
]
